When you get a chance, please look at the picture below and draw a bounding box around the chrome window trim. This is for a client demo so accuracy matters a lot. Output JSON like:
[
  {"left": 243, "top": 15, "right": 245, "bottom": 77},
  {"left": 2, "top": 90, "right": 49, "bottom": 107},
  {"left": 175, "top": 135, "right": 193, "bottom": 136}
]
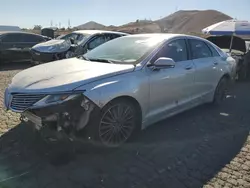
[{"left": 139, "top": 36, "right": 188, "bottom": 69}]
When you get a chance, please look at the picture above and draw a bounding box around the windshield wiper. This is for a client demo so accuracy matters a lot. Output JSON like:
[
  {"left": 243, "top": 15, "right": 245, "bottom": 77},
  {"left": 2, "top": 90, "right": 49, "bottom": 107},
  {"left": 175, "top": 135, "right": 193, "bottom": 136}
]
[{"left": 88, "top": 58, "right": 114, "bottom": 64}]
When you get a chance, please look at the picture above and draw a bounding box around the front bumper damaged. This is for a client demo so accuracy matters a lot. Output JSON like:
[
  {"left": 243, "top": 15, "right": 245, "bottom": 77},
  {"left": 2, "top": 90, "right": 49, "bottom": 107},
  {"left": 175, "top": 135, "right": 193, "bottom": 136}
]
[{"left": 20, "top": 95, "right": 97, "bottom": 139}]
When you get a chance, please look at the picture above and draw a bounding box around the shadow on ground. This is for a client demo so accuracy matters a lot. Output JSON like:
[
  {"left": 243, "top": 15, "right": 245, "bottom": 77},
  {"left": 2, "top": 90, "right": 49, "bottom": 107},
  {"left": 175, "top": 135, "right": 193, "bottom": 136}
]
[{"left": 0, "top": 82, "right": 249, "bottom": 188}]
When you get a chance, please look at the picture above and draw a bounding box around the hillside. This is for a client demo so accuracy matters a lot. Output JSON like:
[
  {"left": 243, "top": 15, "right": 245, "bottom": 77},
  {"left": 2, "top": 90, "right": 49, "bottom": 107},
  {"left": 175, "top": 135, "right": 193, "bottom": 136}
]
[
  {"left": 74, "top": 10, "right": 232, "bottom": 34},
  {"left": 156, "top": 10, "right": 232, "bottom": 34},
  {"left": 76, "top": 21, "right": 105, "bottom": 30}
]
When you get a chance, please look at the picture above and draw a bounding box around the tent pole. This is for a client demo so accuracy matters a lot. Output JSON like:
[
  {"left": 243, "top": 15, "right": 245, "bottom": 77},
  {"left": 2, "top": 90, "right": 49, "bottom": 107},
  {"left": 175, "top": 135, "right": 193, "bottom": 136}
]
[{"left": 229, "top": 34, "right": 234, "bottom": 53}]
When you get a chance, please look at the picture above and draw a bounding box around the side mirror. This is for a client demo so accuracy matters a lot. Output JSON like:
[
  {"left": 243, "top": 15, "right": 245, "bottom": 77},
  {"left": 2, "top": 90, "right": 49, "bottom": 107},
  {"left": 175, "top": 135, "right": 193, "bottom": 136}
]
[{"left": 150, "top": 57, "right": 175, "bottom": 70}]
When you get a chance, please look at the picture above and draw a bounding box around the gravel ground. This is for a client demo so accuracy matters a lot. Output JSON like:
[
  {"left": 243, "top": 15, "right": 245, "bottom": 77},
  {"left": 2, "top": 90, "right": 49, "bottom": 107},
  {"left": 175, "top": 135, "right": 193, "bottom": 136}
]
[{"left": 0, "top": 63, "right": 250, "bottom": 188}]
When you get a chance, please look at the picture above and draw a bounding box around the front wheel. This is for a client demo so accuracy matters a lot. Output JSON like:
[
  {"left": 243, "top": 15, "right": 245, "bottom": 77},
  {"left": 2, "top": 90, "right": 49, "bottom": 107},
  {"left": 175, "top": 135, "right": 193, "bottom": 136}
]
[{"left": 86, "top": 99, "right": 140, "bottom": 147}]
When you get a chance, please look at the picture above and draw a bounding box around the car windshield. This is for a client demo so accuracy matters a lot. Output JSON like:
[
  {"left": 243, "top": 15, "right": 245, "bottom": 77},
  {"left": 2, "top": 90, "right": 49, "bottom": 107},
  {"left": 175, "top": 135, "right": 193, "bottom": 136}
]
[
  {"left": 82, "top": 36, "right": 164, "bottom": 64},
  {"left": 58, "top": 32, "right": 86, "bottom": 43}
]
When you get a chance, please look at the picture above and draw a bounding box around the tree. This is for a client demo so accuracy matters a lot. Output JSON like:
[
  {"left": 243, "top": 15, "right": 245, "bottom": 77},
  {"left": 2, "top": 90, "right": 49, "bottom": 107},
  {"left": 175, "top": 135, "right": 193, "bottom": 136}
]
[{"left": 33, "top": 25, "right": 42, "bottom": 30}]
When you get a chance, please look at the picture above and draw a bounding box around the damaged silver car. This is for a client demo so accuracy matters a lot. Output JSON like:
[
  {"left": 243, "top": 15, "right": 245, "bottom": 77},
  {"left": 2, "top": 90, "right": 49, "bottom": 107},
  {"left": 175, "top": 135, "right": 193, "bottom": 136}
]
[{"left": 4, "top": 34, "right": 236, "bottom": 147}]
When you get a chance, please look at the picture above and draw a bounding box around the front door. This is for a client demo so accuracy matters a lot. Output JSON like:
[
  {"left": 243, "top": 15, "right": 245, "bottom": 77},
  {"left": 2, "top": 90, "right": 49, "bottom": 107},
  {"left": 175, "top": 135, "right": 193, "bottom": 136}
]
[
  {"left": 146, "top": 39, "right": 195, "bottom": 123},
  {"left": 18, "top": 33, "right": 45, "bottom": 61}
]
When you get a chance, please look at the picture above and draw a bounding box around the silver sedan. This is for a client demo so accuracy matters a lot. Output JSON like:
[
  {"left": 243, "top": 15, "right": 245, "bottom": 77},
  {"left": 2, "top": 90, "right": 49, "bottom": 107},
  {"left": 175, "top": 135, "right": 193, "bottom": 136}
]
[{"left": 4, "top": 34, "right": 236, "bottom": 147}]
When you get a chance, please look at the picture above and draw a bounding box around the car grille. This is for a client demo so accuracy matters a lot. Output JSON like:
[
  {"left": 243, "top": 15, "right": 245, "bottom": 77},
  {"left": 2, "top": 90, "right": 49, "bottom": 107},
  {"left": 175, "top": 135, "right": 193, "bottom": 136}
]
[{"left": 10, "top": 93, "right": 46, "bottom": 112}]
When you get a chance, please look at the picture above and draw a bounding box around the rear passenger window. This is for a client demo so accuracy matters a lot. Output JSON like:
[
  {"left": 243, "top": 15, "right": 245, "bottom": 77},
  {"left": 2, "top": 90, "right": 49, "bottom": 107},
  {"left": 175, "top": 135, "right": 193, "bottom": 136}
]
[
  {"left": 206, "top": 42, "right": 220, "bottom": 57},
  {"left": 87, "top": 35, "right": 106, "bottom": 50},
  {"left": 189, "top": 39, "right": 212, "bottom": 59},
  {"left": 1, "top": 34, "right": 22, "bottom": 42},
  {"left": 110, "top": 34, "right": 122, "bottom": 40},
  {"left": 21, "top": 34, "right": 45, "bottom": 43}
]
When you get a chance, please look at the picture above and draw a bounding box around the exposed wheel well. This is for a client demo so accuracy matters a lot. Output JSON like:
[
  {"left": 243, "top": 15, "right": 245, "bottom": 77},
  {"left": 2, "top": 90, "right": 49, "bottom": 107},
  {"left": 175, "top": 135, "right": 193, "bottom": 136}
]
[
  {"left": 106, "top": 96, "right": 142, "bottom": 127},
  {"left": 222, "top": 73, "right": 230, "bottom": 80}
]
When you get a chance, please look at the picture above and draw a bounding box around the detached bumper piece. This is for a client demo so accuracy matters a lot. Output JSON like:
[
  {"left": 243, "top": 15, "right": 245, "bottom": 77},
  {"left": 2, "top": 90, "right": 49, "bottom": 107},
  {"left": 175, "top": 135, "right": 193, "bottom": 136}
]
[{"left": 21, "top": 95, "right": 96, "bottom": 140}]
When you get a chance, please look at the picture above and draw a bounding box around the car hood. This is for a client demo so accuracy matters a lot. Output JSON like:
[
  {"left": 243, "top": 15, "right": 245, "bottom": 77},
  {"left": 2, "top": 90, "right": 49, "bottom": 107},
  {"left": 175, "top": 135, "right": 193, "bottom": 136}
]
[
  {"left": 8, "top": 58, "right": 135, "bottom": 93},
  {"left": 31, "top": 39, "right": 71, "bottom": 53},
  {"left": 206, "top": 35, "right": 246, "bottom": 53}
]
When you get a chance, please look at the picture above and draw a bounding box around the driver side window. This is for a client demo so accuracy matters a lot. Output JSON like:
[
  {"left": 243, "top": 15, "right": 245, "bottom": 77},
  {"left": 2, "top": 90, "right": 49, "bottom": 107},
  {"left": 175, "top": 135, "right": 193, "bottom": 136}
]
[
  {"left": 151, "top": 39, "right": 188, "bottom": 63},
  {"left": 87, "top": 35, "right": 106, "bottom": 51}
]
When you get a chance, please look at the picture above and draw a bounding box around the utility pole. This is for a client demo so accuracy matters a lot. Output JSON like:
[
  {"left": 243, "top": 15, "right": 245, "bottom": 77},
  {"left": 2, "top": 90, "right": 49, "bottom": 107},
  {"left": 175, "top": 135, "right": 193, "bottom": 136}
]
[
  {"left": 50, "top": 20, "right": 53, "bottom": 27},
  {"left": 68, "top": 19, "right": 71, "bottom": 29}
]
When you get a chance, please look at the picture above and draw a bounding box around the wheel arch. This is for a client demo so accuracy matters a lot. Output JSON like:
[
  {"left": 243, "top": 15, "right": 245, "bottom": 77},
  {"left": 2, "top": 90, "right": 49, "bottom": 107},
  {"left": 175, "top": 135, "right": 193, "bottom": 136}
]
[
  {"left": 104, "top": 95, "right": 143, "bottom": 128},
  {"left": 221, "top": 73, "right": 230, "bottom": 80}
]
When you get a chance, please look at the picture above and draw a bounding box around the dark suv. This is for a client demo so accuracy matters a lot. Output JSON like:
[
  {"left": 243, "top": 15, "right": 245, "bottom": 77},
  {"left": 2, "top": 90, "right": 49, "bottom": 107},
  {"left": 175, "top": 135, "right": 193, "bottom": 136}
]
[{"left": 0, "top": 31, "right": 50, "bottom": 64}]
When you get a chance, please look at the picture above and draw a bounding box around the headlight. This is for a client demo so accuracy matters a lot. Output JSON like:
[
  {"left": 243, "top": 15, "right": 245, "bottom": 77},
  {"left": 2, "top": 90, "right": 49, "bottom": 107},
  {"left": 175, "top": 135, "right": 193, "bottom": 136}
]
[
  {"left": 47, "top": 46, "right": 57, "bottom": 52},
  {"left": 44, "top": 94, "right": 80, "bottom": 103},
  {"left": 33, "top": 93, "right": 81, "bottom": 107}
]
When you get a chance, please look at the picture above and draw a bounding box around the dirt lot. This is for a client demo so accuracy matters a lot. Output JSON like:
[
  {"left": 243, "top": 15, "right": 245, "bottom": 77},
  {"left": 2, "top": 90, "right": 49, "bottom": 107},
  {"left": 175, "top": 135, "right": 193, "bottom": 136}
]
[{"left": 0, "top": 63, "right": 250, "bottom": 188}]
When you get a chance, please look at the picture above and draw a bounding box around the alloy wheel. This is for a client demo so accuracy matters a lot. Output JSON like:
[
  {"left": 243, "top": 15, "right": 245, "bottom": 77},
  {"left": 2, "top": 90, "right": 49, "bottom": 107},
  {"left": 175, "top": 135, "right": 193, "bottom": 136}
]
[{"left": 99, "top": 103, "right": 135, "bottom": 147}]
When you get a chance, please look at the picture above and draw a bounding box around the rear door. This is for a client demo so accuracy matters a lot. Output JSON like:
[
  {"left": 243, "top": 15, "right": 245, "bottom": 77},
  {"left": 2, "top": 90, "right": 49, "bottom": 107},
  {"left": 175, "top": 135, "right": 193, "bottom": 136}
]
[
  {"left": 18, "top": 33, "right": 46, "bottom": 61},
  {"left": 0, "top": 33, "right": 23, "bottom": 62},
  {"left": 188, "top": 39, "right": 221, "bottom": 97}
]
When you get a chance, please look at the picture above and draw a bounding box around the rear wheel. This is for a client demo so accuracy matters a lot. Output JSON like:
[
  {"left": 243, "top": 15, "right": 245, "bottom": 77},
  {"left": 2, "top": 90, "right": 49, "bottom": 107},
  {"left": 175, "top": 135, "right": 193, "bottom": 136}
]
[
  {"left": 213, "top": 77, "right": 229, "bottom": 105},
  {"left": 86, "top": 99, "right": 140, "bottom": 147}
]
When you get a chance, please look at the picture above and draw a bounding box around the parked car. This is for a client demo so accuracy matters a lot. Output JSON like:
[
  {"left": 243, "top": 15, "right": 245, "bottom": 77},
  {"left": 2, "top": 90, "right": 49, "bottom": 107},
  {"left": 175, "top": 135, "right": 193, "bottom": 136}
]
[
  {"left": 246, "top": 40, "right": 250, "bottom": 51},
  {"left": 4, "top": 34, "right": 236, "bottom": 147},
  {"left": 0, "top": 31, "right": 50, "bottom": 64},
  {"left": 206, "top": 35, "right": 250, "bottom": 81},
  {"left": 30, "top": 30, "right": 128, "bottom": 64}
]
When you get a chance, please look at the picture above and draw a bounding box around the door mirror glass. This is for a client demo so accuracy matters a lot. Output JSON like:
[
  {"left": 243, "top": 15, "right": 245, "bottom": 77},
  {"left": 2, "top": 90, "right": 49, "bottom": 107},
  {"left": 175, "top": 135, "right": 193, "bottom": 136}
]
[{"left": 153, "top": 57, "right": 175, "bottom": 69}]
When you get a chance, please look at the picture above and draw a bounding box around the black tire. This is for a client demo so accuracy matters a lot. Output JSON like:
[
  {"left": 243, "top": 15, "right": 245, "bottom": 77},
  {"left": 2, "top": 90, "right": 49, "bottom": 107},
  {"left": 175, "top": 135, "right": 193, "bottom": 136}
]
[
  {"left": 85, "top": 99, "right": 141, "bottom": 147},
  {"left": 213, "top": 77, "right": 229, "bottom": 105}
]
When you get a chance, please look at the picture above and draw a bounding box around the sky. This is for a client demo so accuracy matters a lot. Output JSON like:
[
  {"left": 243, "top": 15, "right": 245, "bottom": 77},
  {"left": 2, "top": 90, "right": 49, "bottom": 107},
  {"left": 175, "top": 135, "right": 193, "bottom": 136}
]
[{"left": 0, "top": 0, "right": 249, "bottom": 29}]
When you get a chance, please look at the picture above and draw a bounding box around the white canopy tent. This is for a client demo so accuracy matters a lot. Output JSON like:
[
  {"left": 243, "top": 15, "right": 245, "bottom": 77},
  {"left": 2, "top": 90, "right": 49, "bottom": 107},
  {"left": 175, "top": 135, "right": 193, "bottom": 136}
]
[{"left": 202, "top": 20, "right": 250, "bottom": 52}]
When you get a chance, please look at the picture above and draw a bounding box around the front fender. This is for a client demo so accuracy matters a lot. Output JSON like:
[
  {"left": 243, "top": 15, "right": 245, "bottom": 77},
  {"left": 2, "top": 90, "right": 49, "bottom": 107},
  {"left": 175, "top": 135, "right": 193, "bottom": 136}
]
[{"left": 74, "top": 71, "right": 149, "bottom": 117}]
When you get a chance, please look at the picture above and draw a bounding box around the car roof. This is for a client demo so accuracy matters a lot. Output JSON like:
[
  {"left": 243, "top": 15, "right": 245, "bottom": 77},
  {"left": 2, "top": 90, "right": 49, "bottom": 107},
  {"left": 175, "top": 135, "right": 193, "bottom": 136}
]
[
  {"left": 0, "top": 31, "right": 45, "bottom": 37},
  {"left": 73, "top": 30, "right": 128, "bottom": 36},
  {"left": 120, "top": 33, "right": 200, "bottom": 41}
]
